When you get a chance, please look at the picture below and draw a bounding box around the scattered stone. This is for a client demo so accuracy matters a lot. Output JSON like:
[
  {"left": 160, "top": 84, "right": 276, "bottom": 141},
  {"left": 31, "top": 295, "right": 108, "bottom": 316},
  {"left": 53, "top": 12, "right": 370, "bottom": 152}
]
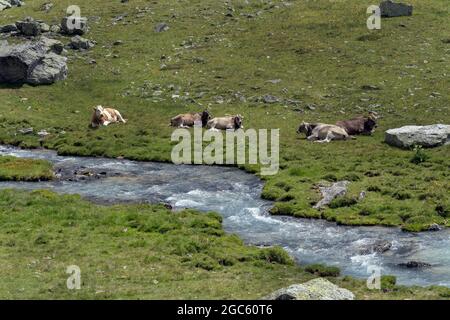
[
  {"left": 39, "top": 36, "right": 64, "bottom": 54},
  {"left": 428, "top": 223, "right": 442, "bottom": 231},
  {"left": 361, "top": 84, "right": 381, "bottom": 90},
  {"left": 68, "top": 35, "right": 95, "bottom": 50},
  {"left": 313, "top": 181, "right": 349, "bottom": 209},
  {"left": 41, "top": 2, "right": 53, "bottom": 12},
  {"left": 40, "top": 23, "right": 50, "bottom": 33},
  {"left": 263, "top": 278, "right": 354, "bottom": 300},
  {"left": 398, "top": 261, "right": 431, "bottom": 269},
  {"left": 61, "top": 16, "right": 88, "bottom": 35},
  {"left": 154, "top": 22, "right": 169, "bottom": 33},
  {"left": 113, "top": 40, "right": 123, "bottom": 46},
  {"left": 262, "top": 94, "right": 280, "bottom": 104},
  {"left": 16, "top": 17, "right": 41, "bottom": 37},
  {"left": 0, "top": 38, "right": 67, "bottom": 85},
  {"left": 380, "top": 1, "right": 413, "bottom": 18},
  {"left": 18, "top": 127, "right": 33, "bottom": 134},
  {"left": 266, "top": 79, "right": 281, "bottom": 84},
  {"left": 37, "top": 130, "right": 50, "bottom": 138},
  {"left": 385, "top": 124, "right": 450, "bottom": 149},
  {"left": 0, "top": 0, "right": 22, "bottom": 12},
  {"left": 49, "top": 24, "right": 61, "bottom": 33}
]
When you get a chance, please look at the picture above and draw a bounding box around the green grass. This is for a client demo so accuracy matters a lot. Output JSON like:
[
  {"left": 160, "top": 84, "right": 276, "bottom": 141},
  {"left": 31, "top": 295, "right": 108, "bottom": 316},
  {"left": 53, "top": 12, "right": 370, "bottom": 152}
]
[
  {"left": 1, "top": 0, "right": 448, "bottom": 231},
  {"left": 0, "top": 189, "right": 448, "bottom": 300},
  {"left": 0, "top": 156, "right": 53, "bottom": 181}
]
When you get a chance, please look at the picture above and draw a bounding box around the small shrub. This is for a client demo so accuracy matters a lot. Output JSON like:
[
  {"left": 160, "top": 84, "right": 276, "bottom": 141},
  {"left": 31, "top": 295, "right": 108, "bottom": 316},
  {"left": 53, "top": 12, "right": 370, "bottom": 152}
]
[
  {"left": 410, "top": 145, "right": 429, "bottom": 164},
  {"left": 436, "top": 204, "right": 450, "bottom": 218},
  {"left": 381, "top": 275, "right": 397, "bottom": 291},
  {"left": 258, "top": 247, "right": 293, "bottom": 265},
  {"left": 329, "top": 196, "right": 358, "bottom": 208},
  {"left": 304, "top": 264, "right": 340, "bottom": 277}
]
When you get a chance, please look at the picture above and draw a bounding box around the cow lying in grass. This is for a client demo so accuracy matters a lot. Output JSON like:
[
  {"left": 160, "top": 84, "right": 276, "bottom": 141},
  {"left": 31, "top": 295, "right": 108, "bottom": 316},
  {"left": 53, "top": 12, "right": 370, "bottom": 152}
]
[
  {"left": 297, "top": 122, "right": 354, "bottom": 143},
  {"left": 91, "top": 105, "right": 127, "bottom": 128},
  {"left": 336, "top": 112, "right": 378, "bottom": 135},
  {"left": 206, "top": 115, "right": 244, "bottom": 131},
  {"left": 170, "top": 111, "right": 211, "bottom": 128}
]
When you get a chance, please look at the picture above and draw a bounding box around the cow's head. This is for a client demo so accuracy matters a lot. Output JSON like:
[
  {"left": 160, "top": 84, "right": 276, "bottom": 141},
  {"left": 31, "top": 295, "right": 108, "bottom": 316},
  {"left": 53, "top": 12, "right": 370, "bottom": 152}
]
[
  {"left": 297, "top": 122, "right": 312, "bottom": 136},
  {"left": 201, "top": 110, "right": 212, "bottom": 127},
  {"left": 233, "top": 115, "right": 243, "bottom": 129},
  {"left": 364, "top": 116, "right": 378, "bottom": 134},
  {"left": 93, "top": 105, "right": 105, "bottom": 118}
]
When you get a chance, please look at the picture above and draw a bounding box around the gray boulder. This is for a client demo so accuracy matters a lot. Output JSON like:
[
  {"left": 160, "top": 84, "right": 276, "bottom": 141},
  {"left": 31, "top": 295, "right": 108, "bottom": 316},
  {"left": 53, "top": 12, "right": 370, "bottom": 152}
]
[
  {"left": 385, "top": 124, "right": 450, "bottom": 149},
  {"left": 68, "top": 35, "right": 95, "bottom": 50},
  {"left": 154, "top": 22, "right": 169, "bottom": 33},
  {"left": 1, "top": 24, "right": 18, "bottom": 33},
  {"left": 263, "top": 278, "right": 355, "bottom": 300},
  {"left": 0, "top": 37, "right": 67, "bottom": 85},
  {"left": 16, "top": 17, "right": 42, "bottom": 37},
  {"left": 0, "top": 0, "right": 12, "bottom": 11},
  {"left": 380, "top": 1, "right": 413, "bottom": 18},
  {"left": 61, "top": 16, "right": 88, "bottom": 35},
  {"left": 313, "top": 181, "right": 350, "bottom": 209}
]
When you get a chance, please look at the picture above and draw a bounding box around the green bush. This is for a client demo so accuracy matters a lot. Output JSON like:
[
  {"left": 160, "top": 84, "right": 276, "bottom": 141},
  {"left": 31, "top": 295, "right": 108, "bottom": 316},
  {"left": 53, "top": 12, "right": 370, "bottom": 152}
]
[
  {"left": 410, "top": 145, "right": 430, "bottom": 164},
  {"left": 304, "top": 264, "right": 340, "bottom": 277},
  {"left": 258, "top": 247, "right": 293, "bottom": 265}
]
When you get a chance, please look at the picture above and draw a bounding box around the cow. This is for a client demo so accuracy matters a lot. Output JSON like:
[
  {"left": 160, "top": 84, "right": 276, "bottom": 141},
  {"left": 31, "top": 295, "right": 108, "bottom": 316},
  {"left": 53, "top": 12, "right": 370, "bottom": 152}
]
[
  {"left": 336, "top": 112, "right": 378, "bottom": 135},
  {"left": 206, "top": 115, "right": 243, "bottom": 131},
  {"left": 297, "top": 122, "right": 354, "bottom": 143},
  {"left": 91, "top": 105, "right": 127, "bottom": 128},
  {"left": 170, "top": 111, "right": 211, "bottom": 128}
]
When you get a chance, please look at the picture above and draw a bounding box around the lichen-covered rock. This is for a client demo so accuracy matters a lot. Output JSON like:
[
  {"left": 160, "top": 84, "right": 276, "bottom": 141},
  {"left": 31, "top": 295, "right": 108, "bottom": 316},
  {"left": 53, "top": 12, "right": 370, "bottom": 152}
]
[
  {"left": 385, "top": 124, "right": 450, "bottom": 149},
  {"left": 313, "top": 181, "right": 349, "bottom": 209},
  {"left": 0, "top": 37, "right": 67, "bottom": 85},
  {"left": 263, "top": 278, "right": 355, "bottom": 300},
  {"left": 380, "top": 1, "right": 413, "bottom": 17},
  {"left": 16, "top": 17, "right": 41, "bottom": 37}
]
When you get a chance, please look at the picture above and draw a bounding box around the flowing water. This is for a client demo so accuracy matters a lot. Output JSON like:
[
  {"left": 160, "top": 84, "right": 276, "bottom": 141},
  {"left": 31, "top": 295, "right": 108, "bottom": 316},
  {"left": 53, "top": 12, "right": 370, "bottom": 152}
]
[{"left": 0, "top": 145, "right": 449, "bottom": 287}]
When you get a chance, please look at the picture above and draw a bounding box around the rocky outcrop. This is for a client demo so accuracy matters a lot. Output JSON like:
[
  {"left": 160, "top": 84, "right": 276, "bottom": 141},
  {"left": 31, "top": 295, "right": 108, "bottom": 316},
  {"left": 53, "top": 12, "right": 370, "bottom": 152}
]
[
  {"left": 359, "top": 240, "right": 392, "bottom": 255},
  {"left": 0, "top": 37, "right": 67, "bottom": 85},
  {"left": 380, "top": 1, "right": 413, "bottom": 17},
  {"left": 313, "top": 181, "right": 349, "bottom": 209},
  {"left": 385, "top": 124, "right": 450, "bottom": 149},
  {"left": 263, "top": 278, "right": 355, "bottom": 300}
]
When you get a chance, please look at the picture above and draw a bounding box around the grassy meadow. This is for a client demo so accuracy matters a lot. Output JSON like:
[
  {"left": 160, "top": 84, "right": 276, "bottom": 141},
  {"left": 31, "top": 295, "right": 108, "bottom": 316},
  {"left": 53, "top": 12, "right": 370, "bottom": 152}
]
[{"left": 0, "top": 0, "right": 449, "bottom": 299}]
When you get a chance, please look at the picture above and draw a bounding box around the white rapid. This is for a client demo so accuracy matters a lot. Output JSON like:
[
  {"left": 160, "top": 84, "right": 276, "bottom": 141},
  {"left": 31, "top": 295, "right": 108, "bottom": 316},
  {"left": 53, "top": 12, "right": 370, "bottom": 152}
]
[{"left": 0, "top": 145, "right": 449, "bottom": 287}]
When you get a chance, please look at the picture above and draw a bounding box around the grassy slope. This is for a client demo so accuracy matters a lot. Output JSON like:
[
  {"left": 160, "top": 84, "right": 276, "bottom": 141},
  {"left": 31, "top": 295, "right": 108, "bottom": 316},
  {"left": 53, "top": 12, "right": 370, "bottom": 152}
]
[
  {"left": 1, "top": 189, "right": 449, "bottom": 299},
  {"left": 0, "top": 156, "right": 53, "bottom": 181},
  {"left": 1, "top": 0, "right": 448, "bottom": 231}
]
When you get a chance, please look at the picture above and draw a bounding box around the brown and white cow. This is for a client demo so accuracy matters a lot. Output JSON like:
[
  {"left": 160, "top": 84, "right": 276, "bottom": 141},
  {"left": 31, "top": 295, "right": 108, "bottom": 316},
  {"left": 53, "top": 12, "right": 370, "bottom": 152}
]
[
  {"left": 336, "top": 112, "right": 378, "bottom": 135},
  {"left": 91, "top": 105, "right": 127, "bottom": 128},
  {"left": 170, "top": 111, "right": 211, "bottom": 128},
  {"left": 297, "top": 122, "right": 354, "bottom": 143},
  {"left": 206, "top": 115, "right": 243, "bottom": 131}
]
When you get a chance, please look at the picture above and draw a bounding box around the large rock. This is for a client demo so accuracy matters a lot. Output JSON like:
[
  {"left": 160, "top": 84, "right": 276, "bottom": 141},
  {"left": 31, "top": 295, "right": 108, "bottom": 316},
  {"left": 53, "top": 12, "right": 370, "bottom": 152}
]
[
  {"left": 0, "top": 37, "right": 67, "bottom": 85},
  {"left": 61, "top": 16, "right": 88, "bottom": 35},
  {"left": 313, "top": 181, "right": 349, "bottom": 209},
  {"left": 380, "top": 1, "right": 413, "bottom": 17},
  {"left": 0, "top": 0, "right": 12, "bottom": 11},
  {"left": 16, "top": 17, "right": 42, "bottom": 37},
  {"left": 263, "top": 278, "right": 355, "bottom": 300},
  {"left": 385, "top": 124, "right": 450, "bottom": 149}
]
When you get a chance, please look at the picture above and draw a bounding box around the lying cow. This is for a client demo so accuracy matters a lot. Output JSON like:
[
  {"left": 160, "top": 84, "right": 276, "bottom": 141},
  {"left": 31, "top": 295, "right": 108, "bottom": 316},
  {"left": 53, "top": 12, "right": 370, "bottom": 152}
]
[
  {"left": 297, "top": 122, "right": 354, "bottom": 143},
  {"left": 206, "top": 115, "right": 243, "bottom": 131},
  {"left": 336, "top": 113, "right": 378, "bottom": 135},
  {"left": 91, "top": 105, "right": 127, "bottom": 128},
  {"left": 170, "top": 111, "right": 211, "bottom": 128}
]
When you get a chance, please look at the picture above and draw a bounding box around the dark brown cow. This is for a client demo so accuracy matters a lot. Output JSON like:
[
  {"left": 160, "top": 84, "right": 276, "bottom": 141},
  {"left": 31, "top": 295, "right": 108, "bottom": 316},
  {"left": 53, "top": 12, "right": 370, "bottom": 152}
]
[{"left": 336, "top": 113, "right": 378, "bottom": 135}]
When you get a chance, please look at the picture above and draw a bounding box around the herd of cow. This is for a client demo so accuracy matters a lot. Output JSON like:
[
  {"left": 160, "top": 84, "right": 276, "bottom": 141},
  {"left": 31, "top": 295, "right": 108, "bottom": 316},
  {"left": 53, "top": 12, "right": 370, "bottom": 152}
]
[{"left": 90, "top": 105, "right": 378, "bottom": 143}]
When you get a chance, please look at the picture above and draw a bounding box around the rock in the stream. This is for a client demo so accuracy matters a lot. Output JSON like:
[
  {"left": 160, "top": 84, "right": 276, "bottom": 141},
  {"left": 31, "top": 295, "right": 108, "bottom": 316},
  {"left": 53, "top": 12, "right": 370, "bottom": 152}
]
[
  {"left": 313, "top": 181, "right": 349, "bottom": 209},
  {"left": 61, "top": 16, "right": 88, "bottom": 35},
  {"left": 398, "top": 261, "right": 431, "bottom": 269},
  {"left": 263, "top": 278, "right": 355, "bottom": 300},
  {"left": 0, "top": 37, "right": 67, "bottom": 85},
  {"left": 68, "top": 35, "right": 95, "bottom": 50},
  {"left": 385, "top": 124, "right": 450, "bottom": 149},
  {"left": 380, "top": 1, "right": 413, "bottom": 17},
  {"left": 359, "top": 240, "right": 392, "bottom": 255}
]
